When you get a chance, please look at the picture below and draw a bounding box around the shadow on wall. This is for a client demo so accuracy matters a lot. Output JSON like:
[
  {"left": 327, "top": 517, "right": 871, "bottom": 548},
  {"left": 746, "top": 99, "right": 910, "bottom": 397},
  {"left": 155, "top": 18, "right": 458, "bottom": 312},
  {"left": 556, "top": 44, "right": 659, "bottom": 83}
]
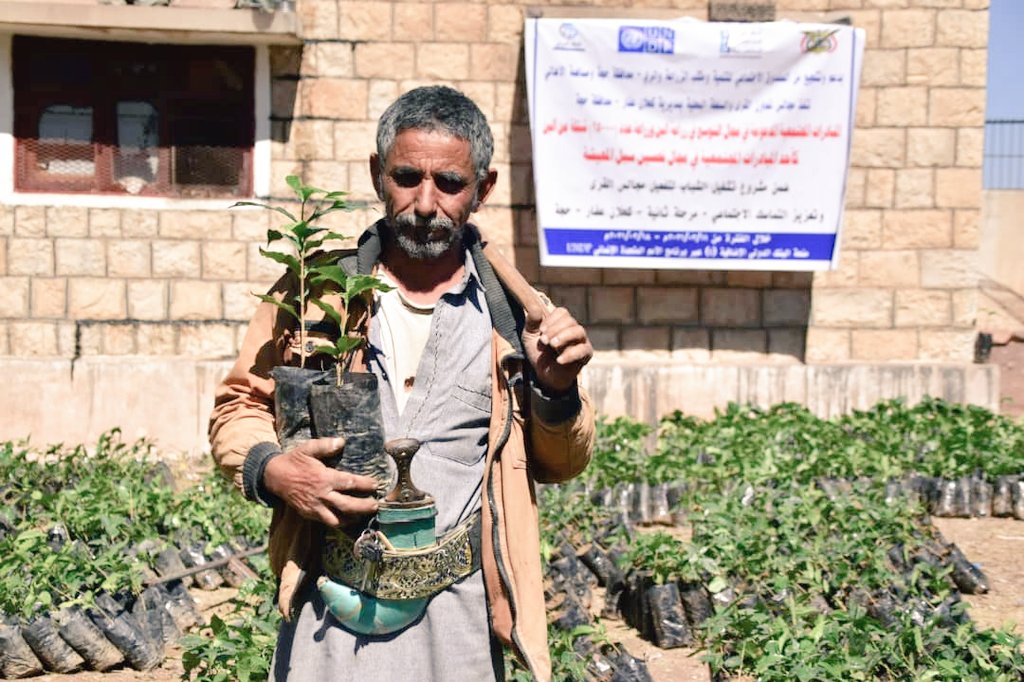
[{"left": 507, "top": 47, "right": 812, "bottom": 363}]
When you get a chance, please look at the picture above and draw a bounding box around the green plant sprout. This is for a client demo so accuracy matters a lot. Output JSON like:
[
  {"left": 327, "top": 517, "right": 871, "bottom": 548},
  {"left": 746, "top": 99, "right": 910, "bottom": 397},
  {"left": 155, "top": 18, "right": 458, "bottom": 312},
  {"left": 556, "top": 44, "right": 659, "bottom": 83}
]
[{"left": 235, "top": 176, "right": 391, "bottom": 382}]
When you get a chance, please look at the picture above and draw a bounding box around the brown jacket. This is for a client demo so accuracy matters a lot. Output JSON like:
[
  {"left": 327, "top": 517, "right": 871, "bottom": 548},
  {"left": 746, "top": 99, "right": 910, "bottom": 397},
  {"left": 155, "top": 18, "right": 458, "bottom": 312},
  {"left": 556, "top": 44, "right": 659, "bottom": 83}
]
[{"left": 208, "top": 225, "right": 594, "bottom": 681}]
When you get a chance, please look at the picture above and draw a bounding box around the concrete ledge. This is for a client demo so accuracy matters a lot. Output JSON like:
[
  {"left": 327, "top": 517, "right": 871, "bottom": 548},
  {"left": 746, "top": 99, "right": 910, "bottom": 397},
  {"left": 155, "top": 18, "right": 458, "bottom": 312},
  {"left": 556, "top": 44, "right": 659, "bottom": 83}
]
[
  {"left": 0, "top": 2, "right": 300, "bottom": 45},
  {"left": 0, "top": 357, "right": 1000, "bottom": 456}
]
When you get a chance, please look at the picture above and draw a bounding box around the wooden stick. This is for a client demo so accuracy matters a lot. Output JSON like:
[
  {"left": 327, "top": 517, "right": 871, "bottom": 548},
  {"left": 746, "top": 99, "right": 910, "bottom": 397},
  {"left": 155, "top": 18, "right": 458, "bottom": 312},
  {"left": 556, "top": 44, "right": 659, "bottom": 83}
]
[
  {"left": 144, "top": 545, "right": 267, "bottom": 587},
  {"left": 481, "top": 242, "right": 547, "bottom": 323}
]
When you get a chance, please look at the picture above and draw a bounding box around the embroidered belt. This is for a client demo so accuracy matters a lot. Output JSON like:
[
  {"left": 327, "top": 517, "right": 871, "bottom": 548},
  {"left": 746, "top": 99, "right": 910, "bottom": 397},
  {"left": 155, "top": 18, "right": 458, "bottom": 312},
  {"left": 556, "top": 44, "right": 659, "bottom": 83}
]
[{"left": 322, "top": 511, "right": 482, "bottom": 601}]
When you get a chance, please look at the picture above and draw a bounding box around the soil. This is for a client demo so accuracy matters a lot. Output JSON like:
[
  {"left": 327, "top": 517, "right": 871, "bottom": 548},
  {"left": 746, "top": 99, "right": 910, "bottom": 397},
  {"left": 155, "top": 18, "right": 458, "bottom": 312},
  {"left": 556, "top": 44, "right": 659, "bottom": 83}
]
[{"left": 29, "top": 519, "right": 1024, "bottom": 682}]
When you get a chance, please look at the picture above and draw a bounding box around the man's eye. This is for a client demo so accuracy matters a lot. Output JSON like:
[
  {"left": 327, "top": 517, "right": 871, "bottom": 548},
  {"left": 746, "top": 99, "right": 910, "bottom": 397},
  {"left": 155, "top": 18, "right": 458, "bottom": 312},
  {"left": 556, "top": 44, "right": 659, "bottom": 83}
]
[
  {"left": 391, "top": 171, "right": 422, "bottom": 188},
  {"left": 435, "top": 175, "right": 468, "bottom": 195}
]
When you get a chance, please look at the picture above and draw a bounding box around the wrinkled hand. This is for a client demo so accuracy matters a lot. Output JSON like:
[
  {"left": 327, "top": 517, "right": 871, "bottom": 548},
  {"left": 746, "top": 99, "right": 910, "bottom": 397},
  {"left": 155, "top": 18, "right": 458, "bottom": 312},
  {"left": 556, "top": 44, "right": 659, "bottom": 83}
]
[
  {"left": 521, "top": 306, "right": 593, "bottom": 394},
  {"left": 263, "top": 437, "right": 379, "bottom": 527}
]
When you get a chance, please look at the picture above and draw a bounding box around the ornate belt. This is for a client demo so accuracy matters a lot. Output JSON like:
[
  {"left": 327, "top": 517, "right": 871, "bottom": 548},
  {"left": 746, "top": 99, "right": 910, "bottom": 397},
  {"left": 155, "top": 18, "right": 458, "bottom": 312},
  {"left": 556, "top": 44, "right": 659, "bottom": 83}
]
[{"left": 322, "top": 511, "right": 482, "bottom": 601}]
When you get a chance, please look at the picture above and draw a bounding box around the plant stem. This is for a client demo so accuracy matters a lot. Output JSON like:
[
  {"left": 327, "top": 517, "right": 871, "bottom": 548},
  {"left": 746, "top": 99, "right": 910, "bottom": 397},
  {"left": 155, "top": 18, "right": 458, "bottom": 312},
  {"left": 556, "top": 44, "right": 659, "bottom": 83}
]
[{"left": 299, "top": 197, "right": 308, "bottom": 368}]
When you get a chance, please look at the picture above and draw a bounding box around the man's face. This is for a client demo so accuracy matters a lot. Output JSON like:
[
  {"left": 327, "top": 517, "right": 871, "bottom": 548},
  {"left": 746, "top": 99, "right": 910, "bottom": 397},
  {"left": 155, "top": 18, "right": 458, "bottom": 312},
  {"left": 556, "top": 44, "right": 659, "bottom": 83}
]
[{"left": 372, "top": 128, "right": 495, "bottom": 260}]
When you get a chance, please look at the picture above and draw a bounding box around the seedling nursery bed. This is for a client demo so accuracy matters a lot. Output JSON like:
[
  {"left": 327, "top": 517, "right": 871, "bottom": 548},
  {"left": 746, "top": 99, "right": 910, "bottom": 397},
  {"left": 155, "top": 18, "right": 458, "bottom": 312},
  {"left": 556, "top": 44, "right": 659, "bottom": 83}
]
[{"left": 3, "top": 398, "right": 1024, "bottom": 681}]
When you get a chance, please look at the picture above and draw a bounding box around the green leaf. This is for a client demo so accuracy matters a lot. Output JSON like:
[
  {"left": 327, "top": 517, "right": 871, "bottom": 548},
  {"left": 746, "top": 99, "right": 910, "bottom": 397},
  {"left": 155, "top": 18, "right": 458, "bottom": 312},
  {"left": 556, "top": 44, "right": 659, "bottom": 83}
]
[
  {"left": 311, "top": 299, "right": 342, "bottom": 327},
  {"left": 707, "top": 575, "right": 729, "bottom": 594},
  {"left": 257, "top": 248, "right": 301, "bottom": 276},
  {"left": 231, "top": 201, "right": 297, "bottom": 223},
  {"left": 285, "top": 175, "right": 302, "bottom": 193},
  {"left": 309, "top": 265, "right": 349, "bottom": 290},
  {"left": 253, "top": 293, "right": 298, "bottom": 321}
]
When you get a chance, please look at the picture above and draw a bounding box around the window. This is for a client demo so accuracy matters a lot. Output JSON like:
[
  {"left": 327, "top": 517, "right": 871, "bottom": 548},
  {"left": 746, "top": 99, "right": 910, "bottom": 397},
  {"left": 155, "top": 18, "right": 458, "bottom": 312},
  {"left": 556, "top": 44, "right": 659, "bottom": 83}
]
[{"left": 13, "top": 36, "right": 254, "bottom": 198}]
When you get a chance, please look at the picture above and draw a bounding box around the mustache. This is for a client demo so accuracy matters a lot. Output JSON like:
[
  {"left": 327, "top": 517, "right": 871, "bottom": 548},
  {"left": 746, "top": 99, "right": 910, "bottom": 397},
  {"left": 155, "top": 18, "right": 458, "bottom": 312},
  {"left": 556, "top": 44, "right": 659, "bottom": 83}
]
[{"left": 391, "top": 213, "right": 456, "bottom": 233}]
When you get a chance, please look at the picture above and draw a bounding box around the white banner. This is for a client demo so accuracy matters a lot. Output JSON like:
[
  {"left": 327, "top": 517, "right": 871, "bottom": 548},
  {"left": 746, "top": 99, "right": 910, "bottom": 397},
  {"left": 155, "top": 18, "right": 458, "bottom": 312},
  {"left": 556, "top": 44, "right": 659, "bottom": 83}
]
[{"left": 524, "top": 18, "right": 864, "bottom": 270}]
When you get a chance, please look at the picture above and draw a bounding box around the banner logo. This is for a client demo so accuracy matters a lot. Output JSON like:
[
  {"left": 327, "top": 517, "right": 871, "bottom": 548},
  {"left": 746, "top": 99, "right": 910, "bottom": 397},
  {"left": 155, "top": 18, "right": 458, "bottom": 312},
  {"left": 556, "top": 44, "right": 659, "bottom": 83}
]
[
  {"left": 618, "top": 26, "right": 675, "bottom": 54},
  {"left": 801, "top": 30, "right": 839, "bottom": 53}
]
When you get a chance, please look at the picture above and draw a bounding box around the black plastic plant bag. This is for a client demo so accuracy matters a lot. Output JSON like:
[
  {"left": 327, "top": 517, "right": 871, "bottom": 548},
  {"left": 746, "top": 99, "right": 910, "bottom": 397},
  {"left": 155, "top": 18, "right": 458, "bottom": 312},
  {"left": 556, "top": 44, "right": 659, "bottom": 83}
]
[
  {"left": 623, "top": 570, "right": 656, "bottom": 641},
  {"left": 678, "top": 581, "right": 713, "bottom": 627},
  {"left": 602, "top": 643, "right": 654, "bottom": 682},
  {"left": 932, "top": 479, "right": 958, "bottom": 517},
  {"left": 208, "top": 543, "right": 252, "bottom": 588},
  {"left": 0, "top": 619, "right": 44, "bottom": 678},
  {"left": 992, "top": 475, "right": 1016, "bottom": 517},
  {"left": 20, "top": 615, "right": 84, "bottom": 673},
  {"left": 614, "top": 483, "right": 634, "bottom": 526},
  {"left": 1013, "top": 480, "right": 1024, "bottom": 520},
  {"left": 154, "top": 545, "right": 193, "bottom": 588},
  {"left": 954, "top": 476, "right": 973, "bottom": 517},
  {"left": 270, "top": 365, "right": 324, "bottom": 452},
  {"left": 180, "top": 544, "right": 224, "bottom": 591},
  {"left": 580, "top": 544, "right": 625, "bottom": 590},
  {"left": 947, "top": 544, "right": 989, "bottom": 594},
  {"left": 131, "top": 586, "right": 181, "bottom": 649},
  {"left": 88, "top": 593, "right": 162, "bottom": 671},
  {"left": 631, "top": 482, "right": 652, "bottom": 526},
  {"left": 549, "top": 591, "right": 591, "bottom": 631},
  {"left": 572, "top": 635, "right": 616, "bottom": 681},
  {"left": 645, "top": 583, "right": 691, "bottom": 648},
  {"left": 971, "top": 477, "right": 992, "bottom": 517},
  {"left": 309, "top": 372, "right": 389, "bottom": 492},
  {"left": 164, "top": 581, "right": 203, "bottom": 631},
  {"left": 53, "top": 606, "right": 124, "bottom": 671}
]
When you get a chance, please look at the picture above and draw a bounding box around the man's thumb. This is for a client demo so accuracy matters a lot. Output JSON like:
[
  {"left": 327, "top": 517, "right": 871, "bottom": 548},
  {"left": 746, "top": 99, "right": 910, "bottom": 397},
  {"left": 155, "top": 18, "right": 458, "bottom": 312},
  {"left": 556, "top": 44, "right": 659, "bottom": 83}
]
[{"left": 301, "top": 436, "right": 345, "bottom": 459}]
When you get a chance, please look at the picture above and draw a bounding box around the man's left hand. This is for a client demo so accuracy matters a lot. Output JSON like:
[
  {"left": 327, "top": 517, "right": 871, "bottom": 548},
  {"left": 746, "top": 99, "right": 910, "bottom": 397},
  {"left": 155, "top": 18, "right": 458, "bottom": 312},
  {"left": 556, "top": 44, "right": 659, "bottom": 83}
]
[{"left": 522, "top": 306, "right": 593, "bottom": 394}]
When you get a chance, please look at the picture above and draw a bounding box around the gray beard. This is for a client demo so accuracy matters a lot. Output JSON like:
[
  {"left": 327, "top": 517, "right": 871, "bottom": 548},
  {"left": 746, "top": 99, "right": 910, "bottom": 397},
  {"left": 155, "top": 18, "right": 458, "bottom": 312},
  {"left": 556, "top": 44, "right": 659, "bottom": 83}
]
[{"left": 388, "top": 213, "right": 464, "bottom": 260}]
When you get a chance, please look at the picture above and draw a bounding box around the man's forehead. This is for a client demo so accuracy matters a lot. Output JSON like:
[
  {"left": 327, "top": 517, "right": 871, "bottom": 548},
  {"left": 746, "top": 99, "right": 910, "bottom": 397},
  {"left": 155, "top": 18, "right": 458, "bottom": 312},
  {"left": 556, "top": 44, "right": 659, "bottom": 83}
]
[{"left": 385, "top": 128, "right": 473, "bottom": 168}]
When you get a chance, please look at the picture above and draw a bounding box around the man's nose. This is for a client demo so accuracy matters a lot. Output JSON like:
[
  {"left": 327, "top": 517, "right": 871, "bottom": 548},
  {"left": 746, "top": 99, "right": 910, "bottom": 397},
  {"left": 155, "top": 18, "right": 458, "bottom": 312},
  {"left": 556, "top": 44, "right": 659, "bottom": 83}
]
[{"left": 414, "top": 181, "right": 437, "bottom": 217}]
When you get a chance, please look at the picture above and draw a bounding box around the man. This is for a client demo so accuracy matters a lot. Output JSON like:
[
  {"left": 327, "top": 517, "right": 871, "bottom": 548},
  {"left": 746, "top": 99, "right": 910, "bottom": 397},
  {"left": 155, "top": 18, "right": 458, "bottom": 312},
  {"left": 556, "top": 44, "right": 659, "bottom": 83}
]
[{"left": 209, "top": 85, "right": 595, "bottom": 681}]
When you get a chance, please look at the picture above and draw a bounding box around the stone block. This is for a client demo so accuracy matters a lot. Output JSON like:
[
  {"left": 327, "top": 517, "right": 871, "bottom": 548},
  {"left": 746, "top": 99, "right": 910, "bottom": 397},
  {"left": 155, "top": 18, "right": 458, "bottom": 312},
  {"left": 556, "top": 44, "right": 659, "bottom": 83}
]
[
  {"left": 136, "top": 323, "right": 177, "bottom": 355},
  {"left": 289, "top": 120, "right": 336, "bottom": 160},
  {"left": 30, "top": 278, "right": 66, "bottom": 318},
  {"left": 368, "top": 80, "right": 401, "bottom": 120},
  {"left": 586, "top": 325, "right": 620, "bottom": 354},
  {"left": 804, "top": 327, "right": 851, "bottom": 362},
  {"left": 121, "top": 210, "right": 159, "bottom": 238},
  {"left": 842, "top": 209, "right": 883, "bottom": 249},
  {"left": 68, "top": 278, "right": 126, "bottom": 320},
  {"left": 170, "top": 281, "right": 223, "bottom": 320},
  {"left": 297, "top": 0, "right": 339, "bottom": 40},
  {"left": 864, "top": 170, "right": 894, "bottom": 208},
  {"left": 771, "top": 272, "right": 813, "bottom": 289},
  {"left": 858, "top": 250, "right": 920, "bottom": 287},
  {"left": 303, "top": 162, "right": 350, "bottom": 197},
  {"left": 56, "top": 321, "right": 75, "bottom": 357},
  {"left": 458, "top": 82, "right": 497, "bottom": 123},
  {"left": 0, "top": 277, "right": 29, "bottom": 317},
  {"left": 895, "top": 289, "right": 951, "bottom": 327},
  {"left": 435, "top": 3, "right": 486, "bottom": 41},
  {"left": 953, "top": 209, "right": 980, "bottom": 248},
  {"left": 637, "top": 287, "right": 698, "bottom": 324},
  {"left": 107, "top": 240, "right": 151, "bottom": 278},
  {"left": 936, "top": 9, "right": 988, "bottom": 48},
  {"left": 951, "top": 289, "right": 977, "bottom": 326},
  {"left": 855, "top": 87, "right": 876, "bottom": 128},
  {"left": 8, "top": 238, "right": 54, "bottom": 276},
  {"left": 355, "top": 43, "right": 415, "bottom": 79},
  {"left": 127, "top": 281, "right": 167, "bottom": 321},
  {"left": 701, "top": 288, "right": 761, "bottom": 327},
  {"left": 153, "top": 240, "right": 201, "bottom": 278},
  {"left": 339, "top": 1, "right": 392, "bottom": 41},
  {"left": 55, "top": 238, "right": 105, "bottom": 277},
  {"left": 918, "top": 329, "right": 975, "bottom": 362},
  {"left": 89, "top": 209, "right": 122, "bottom": 237},
  {"left": 9, "top": 322, "right": 58, "bottom": 356},
  {"left": 0, "top": 206, "right": 12, "bottom": 236},
  {"left": 550, "top": 285, "right": 586, "bottom": 323},
  {"left": 622, "top": 326, "right": 671, "bottom": 359},
  {"left": 14, "top": 206, "right": 45, "bottom": 237},
  {"left": 494, "top": 82, "right": 525, "bottom": 125},
  {"left": 46, "top": 206, "right": 88, "bottom": 238},
  {"left": 709, "top": 0, "right": 774, "bottom": 21},
  {"left": 955, "top": 127, "right": 983, "bottom": 167},
  {"left": 880, "top": 9, "right": 936, "bottom": 48},
  {"left": 302, "top": 78, "right": 368, "bottom": 120},
  {"left": 846, "top": 167, "right": 867, "bottom": 208},
  {"left": 655, "top": 270, "right": 725, "bottom": 286},
  {"left": 417, "top": 43, "right": 470, "bottom": 80},
  {"left": 920, "top": 249, "right": 978, "bottom": 288},
  {"left": 764, "top": 290, "right": 811, "bottom": 326},
  {"left": 248, "top": 242, "right": 287, "bottom": 282},
  {"left": 670, "top": 328, "right": 711, "bottom": 362},
  {"left": 906, "top": 47, "right": 959, "bottom": 86},
  {"left": 0, "top": 237, "right": 5, "bottom": 275},
  {"left": 233, "top": 209, "right": 270, "bottom": 242},
  {"left": 851, "top": 329, "right": 919, "bottom": 361},
  {"left": 767, "top": 328, "right": 806, "bottom": 362},
  {"left": 178, "top": 322, "right": 237, "bottom": 358},
  {"left": 103, "top": 323, "right": 137, "bottom": 355},
  {"left": 881, "top": 209, "right": 952, "bottom": 248},
  {"left": 906, "top": 128, "right": 955, "bottom": 167},
  {"left": 935, "top": 168, "right": 980, "bottom": 208},
  {"left": 725, "top": 272, "right": 772, "bottom": 288},
  {"left": 712, "top": 329, "right": 768, "bottom": 363},
  {"left": 603, "top": 269, "right": 656, "bottom": 286},
  {"left": 302, "top": 42, "right": 354, "bottom": 78},
  {"left": 861, "top": 49, "right": 906, "bottom": 87},
  {"left": 159, "top": 210, "right": 231, "bottom": 240},
  {"left": 488, "top": 5, "right": 524, "bottom": 44},
  {"left": 814, "top": 256, "right": 859, "bottom": 288},
  {"left": 471, "top": 43, "right": 519, "bottom": 81},
  {"left": 811, "top": 288, "right": 892, "bottom": 327},
  {"left": 851, "top": 128, "right": 905, "bottom": 168},
  {"left": 77, "top": 324, "right": 102, "bottom": 355},
  {"left": 894, "top": 169, "right": 934, "bottom": 209},
  {"left": 588, "top": 287, "right": 634, "bottom": 323},
  {"left": 202, "top": 242, "right": 247, "bottom": 280},
  {"left": 960, "top": 48, "right": 986, "bottom": 87},
  {"left": 394, "top": 4, "right": 433, "bottom": 42},
  {"left": 929, "top": 89, "right": 985, "bottom": 127}
]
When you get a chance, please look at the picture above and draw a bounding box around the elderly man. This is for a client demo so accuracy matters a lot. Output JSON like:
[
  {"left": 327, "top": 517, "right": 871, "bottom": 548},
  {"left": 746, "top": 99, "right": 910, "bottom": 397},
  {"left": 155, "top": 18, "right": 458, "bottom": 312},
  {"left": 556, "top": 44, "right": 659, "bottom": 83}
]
[{"left": 209, "top": 85, "right": 595, "bottom": 681}]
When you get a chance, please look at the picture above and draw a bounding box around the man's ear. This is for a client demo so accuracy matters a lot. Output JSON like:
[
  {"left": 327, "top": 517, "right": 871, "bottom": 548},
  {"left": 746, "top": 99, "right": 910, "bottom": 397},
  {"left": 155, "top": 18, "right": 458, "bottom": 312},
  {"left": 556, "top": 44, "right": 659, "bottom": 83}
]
[
  {"left": 369, "top": 153, "right": 383, "bottom": 200},
  {"left": 473, "top": 169, "right": 498, "bottom": 211}
]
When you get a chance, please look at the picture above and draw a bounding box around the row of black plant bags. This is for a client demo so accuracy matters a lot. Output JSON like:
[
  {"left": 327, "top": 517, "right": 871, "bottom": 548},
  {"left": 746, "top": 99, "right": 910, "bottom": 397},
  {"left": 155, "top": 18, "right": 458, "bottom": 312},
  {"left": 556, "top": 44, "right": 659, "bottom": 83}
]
[{"left": 0, "top": 534, "right": 261, "bottom": 679}]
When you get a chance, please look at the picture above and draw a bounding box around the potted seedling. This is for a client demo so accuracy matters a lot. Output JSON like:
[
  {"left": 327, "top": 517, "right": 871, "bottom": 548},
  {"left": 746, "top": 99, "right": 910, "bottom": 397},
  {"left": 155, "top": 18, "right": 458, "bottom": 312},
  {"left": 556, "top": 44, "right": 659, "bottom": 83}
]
[{"left": 234, "top": 177, "right": 392, "bottom": 487}]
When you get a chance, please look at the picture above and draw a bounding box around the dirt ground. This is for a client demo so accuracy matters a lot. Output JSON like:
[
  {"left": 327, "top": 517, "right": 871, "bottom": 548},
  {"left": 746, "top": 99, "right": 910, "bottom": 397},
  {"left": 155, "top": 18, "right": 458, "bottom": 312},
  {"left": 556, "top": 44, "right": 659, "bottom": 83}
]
[{"left": 29, "top": 518, "right": 1024, "bottom": 682}]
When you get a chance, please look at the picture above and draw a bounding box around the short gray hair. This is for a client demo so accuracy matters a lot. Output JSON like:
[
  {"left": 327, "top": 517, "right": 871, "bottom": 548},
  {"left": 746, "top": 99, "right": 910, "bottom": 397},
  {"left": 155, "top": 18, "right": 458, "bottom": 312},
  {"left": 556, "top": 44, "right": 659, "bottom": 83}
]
[{"left": 376, "top": 86, "right": 494, "bottom": 182}]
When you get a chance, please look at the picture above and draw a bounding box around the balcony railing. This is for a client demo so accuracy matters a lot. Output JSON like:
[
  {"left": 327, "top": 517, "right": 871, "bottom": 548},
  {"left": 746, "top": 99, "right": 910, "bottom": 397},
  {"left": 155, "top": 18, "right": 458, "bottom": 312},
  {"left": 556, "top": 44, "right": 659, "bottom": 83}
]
[{"left": 984, "top": 119, "right": 1024, "bottom": 190}]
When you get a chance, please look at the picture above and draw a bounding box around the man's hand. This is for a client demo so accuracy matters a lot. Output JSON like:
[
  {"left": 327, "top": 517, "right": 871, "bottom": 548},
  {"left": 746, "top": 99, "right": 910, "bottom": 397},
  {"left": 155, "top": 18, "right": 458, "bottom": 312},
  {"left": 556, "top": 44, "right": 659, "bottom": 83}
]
[
  {"left": 521, "top": 306, "right": 593, "bottom": 394},
  {"left": 263, "top": 437, "right": 379, "bottom": 527}
]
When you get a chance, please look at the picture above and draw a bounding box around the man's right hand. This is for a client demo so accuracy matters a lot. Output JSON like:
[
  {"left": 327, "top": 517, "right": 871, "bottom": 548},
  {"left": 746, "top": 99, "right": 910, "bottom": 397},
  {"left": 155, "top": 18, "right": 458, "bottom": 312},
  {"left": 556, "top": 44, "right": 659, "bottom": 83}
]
[{"left": 263, "top": 437, "right": 379, "bottom": 527}]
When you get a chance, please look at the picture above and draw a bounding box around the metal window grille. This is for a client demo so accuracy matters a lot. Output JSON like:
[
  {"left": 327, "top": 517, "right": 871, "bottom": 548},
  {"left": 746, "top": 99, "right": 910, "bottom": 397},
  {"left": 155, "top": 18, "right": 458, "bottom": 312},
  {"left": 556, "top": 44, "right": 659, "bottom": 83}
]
[
  {"left": 13, "top": 36, "right": 254, "bottom": 198},
  {"left": 984, "top": 120, "right": 1024, "bottom": 190}
]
